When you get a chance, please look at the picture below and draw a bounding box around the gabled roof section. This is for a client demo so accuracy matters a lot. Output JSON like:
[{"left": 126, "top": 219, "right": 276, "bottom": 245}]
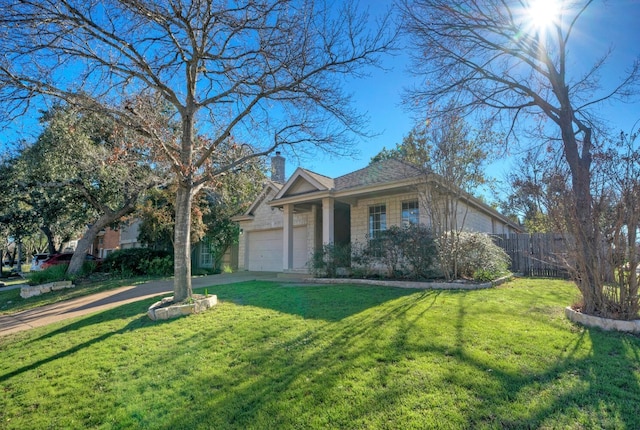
[
  {"left": 334, "top": 158, "right": 423, "bottom": 191},
  {"left": 273, "top": 167, "right": 335, "bottom": 199},
  {"left": 231, "top": 180, "right": 282, "bottom": 221}
]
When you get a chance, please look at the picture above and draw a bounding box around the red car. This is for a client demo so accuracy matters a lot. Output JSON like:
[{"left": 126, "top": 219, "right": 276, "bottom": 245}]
[{"left": 41, "top": 253, "right": 101, "bottom": 269}]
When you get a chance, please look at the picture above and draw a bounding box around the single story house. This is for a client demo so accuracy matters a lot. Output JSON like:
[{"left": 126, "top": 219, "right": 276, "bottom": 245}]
[{"left": 233, "top": 154, "right": 522, "bottom": 273}]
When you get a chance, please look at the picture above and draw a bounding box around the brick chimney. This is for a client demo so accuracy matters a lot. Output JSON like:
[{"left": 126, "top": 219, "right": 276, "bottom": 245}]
[{"left": 271, "top": 151, "right": 285, "bottom": 183}]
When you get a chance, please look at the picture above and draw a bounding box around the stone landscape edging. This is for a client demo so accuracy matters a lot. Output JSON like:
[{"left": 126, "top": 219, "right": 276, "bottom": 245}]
[
  {"left": 302, "top": 275, "right": 512, "bottom": 290},
  {"left": 147, "top": 294, "right": 218, "bottom": 321},
  {"left": 564, "top": 306, "right": 640, "bottom": 334},
  {"left": 20, "top": 281, "right": 74, "bottom": 299}
]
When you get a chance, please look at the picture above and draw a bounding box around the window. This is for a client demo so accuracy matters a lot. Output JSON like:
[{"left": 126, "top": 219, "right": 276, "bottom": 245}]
[
  {"left": 369, "top": 205, "right": 387, "bottom": 238},
  {"left": 200, "top": 237, "right": 213, "bottom": 268},
  {"left": 402, "top": 201, "right": 419, "bottom": 226}
]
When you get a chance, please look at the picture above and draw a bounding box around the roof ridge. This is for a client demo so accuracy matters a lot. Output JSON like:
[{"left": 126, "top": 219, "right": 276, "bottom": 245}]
[{"left": 298, "top": 167, "right": 334, "bottom": 181}]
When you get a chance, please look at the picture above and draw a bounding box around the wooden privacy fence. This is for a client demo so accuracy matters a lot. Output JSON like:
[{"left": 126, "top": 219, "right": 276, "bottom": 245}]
[{"left": 493, "top": 233, "right": 571, "bottom": 279}]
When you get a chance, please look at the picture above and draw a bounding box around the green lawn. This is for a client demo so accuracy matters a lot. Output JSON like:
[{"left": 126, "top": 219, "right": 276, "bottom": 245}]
[
  {"left": 1, "top": 278, "right": 639, "bottom": 429},
  {"left": 0, "top": 276, "right": 156, "bottom": 315}
]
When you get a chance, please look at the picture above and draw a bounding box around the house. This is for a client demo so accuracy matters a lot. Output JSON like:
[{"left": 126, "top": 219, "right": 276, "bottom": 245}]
[
  {"left": 233, "top": 154, "right": 522, "bottom": 273},
  {"left": 88, "top": 215, "right": 238, "bottom": 272},
  {"left": 90, "top": 219, "right": 143, "bottom": 258}
]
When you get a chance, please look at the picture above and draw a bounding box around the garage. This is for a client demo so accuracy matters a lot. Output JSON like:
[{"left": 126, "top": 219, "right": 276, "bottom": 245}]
[{"left": 247, "top": 226, "right": 307, "bottom": 271}]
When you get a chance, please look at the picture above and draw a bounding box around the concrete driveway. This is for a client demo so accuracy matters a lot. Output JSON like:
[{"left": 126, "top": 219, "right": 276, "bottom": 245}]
[{"left": 0, "top": 272, "right": 289, "bottom": 337}]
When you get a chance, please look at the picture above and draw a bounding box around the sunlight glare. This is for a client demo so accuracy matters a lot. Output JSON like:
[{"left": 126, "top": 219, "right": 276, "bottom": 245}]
[{"left": 528, "top": 0, "right": 561, "bottom": 29}]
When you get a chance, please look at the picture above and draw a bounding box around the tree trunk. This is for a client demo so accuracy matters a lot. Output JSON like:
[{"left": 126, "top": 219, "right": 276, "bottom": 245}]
[
  {"left": 67, "top": 204, "right": 137, "bottom": 274},
  {"left": 16, "top": 240, "right": 23, "bottom": 271},
  {"left": 560, "top": 118, "right": 604, "bottom": 315},
  {"left": 68, "top": 220, "right": 107, "bottom": 274},
  {"left": 173, "top": 183, "right": 193, "bottom": 302},
  {"left": 41, "top": 225, "right": 57, "bottom": 255}
]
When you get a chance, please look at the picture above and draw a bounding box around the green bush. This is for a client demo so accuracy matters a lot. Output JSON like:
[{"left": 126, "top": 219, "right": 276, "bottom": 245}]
[
  {"left": 366, "top": 226, "right": 406, "bottom": 278},
  {"left": 438, "top": 232, "right": 510, "bottom": 281},
  {"left": 138, "top": 256, "right": 174, "bottom": 277},
  {"left": 28, "top": 265, "right": 70, "bottom": 285},
  {"left": 80, "top": 260, "right": 100, "bottom": 277},
  {"left": 401, "top": 224, "right": 437, "bottom": 279},
  {"left": 363, "top": 224, "right": 437, "bottom": 279},
  {"left": 349, "top": 241, "right": 375, "bottom": 278},
  {"left": 309, "top": 243, "right": 352, "bottom": 277},
  {"left": 100, "top": 248, "right": 172, "bottom": 277}
]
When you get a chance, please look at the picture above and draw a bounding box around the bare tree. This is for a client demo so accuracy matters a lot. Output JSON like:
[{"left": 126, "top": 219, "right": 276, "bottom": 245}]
[
  {"left": 372, "top": 112, "right": 495, "bottom": 280},
  {"left": 593, "top": 130, "right": 640, "bottom": 319},
  {"left": 422, "top": 116, "right": 495, "bottom": 280},
  {"left": 400, "top": 0, "right": 640, "bottom": 317},
  {"left": 0, "top": 0, "right": 395, "bottom": 301},
  {"left": 501, "top": 145, "right": 563, "bottom": 233}
]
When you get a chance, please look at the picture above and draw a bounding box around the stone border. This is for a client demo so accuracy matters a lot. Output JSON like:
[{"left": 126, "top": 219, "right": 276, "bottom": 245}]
[
  {"left": 20, "top": 281, "right": 74, "bottom": 299},
  {"left": 301, "top": 275, "right": 512, "bottom": 290},
  {"left": 564, "top": 306, "right": 640, "bottom": 334},
  {"left": 148, "top": 294, "right": 218, "bottom": 321}
]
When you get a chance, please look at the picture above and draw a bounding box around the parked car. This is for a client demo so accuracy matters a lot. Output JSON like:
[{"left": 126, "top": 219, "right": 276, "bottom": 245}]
[
  {"left": 30, "top": 253, "right": 51, "bottom": 271},
  {"left": 41, "top": 253, "right": 101, "bottom": 270}
]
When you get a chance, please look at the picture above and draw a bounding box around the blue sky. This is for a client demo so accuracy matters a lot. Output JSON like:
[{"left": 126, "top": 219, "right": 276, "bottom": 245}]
[
  {"left": 301, "top": 0, "right": 640, "bottom": 199},
  {"left": 1, "top": 0, "right": 638, "bottom": 204}
]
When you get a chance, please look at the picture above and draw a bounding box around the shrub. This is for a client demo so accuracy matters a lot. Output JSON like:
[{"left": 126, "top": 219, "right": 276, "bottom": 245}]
[
  {"left": 101, "top": 248, "right": 172, "bottom": 277},
  {"left": 401, "top": 224, "right": 437, "bottom": 279},
  {"left": 309, "top": 243, "right": 352, "bottom": 277},
  {"left": 363, "top": 224, "right": 437, "bottom": 279},
  {"left": 138, "top": 255, "right": 174, "bottom": 277},
  {"left": 350, "top": 241, "right": 375, "bottom": 278},
  {"left": 366, "top": 226, "right": 407, "bottom": 278},
  {"left": 79, "top": 261, "right": 100, "bottom": 277},
  {"left": 28, "top": 264, "right": 70, "bottom": 285},
  {"left": 437, "top": 231, "right": 510, "bottom": 281}
]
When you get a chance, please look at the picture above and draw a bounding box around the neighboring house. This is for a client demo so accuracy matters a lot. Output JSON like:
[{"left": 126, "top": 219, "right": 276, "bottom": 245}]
[
  {"left": 192, "top": 238, "right": 238, "bottom": 272},
  {"left": 88, "top": 216, "right": 238, "bottom": 272},
  {"left": 119, "top": 219, "right": 142, "bottom": 250},
  {"left": 233, "top": 156, "right": 522, "bottom": 273},
  {"left": 90, "top": 219, "right": 143, "bottom": 258}
]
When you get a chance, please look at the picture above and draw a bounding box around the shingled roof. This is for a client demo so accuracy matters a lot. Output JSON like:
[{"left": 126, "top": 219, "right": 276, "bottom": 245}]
[{"left": 334, "top": 158, "right": 423, "bottom": 191}]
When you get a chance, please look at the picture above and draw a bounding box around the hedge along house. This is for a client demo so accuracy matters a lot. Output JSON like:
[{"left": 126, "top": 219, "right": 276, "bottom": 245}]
[{"left": 232, "top": 154, "right": 523, "bottom": 273}]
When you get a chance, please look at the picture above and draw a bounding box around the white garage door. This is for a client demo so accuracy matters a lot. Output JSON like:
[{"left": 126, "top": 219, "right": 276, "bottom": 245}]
[{"left": 247, "top": 227, "right": 307, "bottom": 271}]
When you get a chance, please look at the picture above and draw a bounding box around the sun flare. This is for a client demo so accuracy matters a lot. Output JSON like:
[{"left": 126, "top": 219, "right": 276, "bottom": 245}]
[{"left": 528, "top": 0, "right": 561, "bottom": 29}]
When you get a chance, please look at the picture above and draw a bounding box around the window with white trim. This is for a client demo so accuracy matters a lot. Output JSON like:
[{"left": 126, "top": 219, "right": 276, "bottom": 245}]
[
  {"left": 402, "top": 200, "right": 419, "bottom": 226},
  {"left": 200, "top": 236, "right": 213, "bottom": 268},
  {"left": 369, "top": 204, "right": 387, "bottom": 238}
]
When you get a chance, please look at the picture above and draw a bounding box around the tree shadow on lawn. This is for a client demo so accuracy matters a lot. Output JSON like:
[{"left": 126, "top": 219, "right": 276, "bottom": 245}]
[
  {"left": 139, "top": 289, "right": 440, "bottom": 428},
  {"left": 0, "top": 296, "right": 169, "bottom": 384},
  {"left": 156, "top": 289, "right": 640, "bottom": 429},
  {"left": 1, "top": 283, "right": 419, "bottom": 388},
  {"left": 449, "top": 293, "right": 640, "bottom": 428},
  {"left": 203, "top": 281, "right": 421, "bottom": 322}
]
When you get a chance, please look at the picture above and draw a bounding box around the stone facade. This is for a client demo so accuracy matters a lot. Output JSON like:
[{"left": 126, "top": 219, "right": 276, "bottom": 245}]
[{"left": 350, "top": 191, "right": 511, "bottom": 244}]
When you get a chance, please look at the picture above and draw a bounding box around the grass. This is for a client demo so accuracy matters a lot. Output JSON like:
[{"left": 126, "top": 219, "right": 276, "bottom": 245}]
[
  {"left": 0, "top": 278, "right": 639, "bottom": 429},
  {"left": 0, "top": 276, "right": 153, "bottom": 315}
]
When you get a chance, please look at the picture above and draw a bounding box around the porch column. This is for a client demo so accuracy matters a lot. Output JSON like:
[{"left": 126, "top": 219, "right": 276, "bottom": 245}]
[
  {"left": 283, "top": 203, "right": 294, "bottom": 270},
  {"left": 322, "top": 197, "right": 335, "bottom": 244}
]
